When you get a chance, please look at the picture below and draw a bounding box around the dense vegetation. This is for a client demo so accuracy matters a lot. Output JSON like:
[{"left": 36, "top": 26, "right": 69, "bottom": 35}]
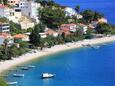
[
  {"left": 0, "top": 78, "right": 8, "bottom": 86},
  {"left": 38, "top": 7, "right": 66, "bottom": 28},
  {"left": 0, "top": 17, "right": 8, "bottom": 23},
  {"left": 81, "top": 10, "right": 104, "bottom": 23},
  {"left": 0, "top": 41, "right": 30, "bottom": 60},
  {"left": 0, "top": 0, "right": 8, "bottom": 5},
  {"left": 95, "top": 23, "right": 115, "bottom": 34},
  {"left": 10, "top": 21, "right": 23, "bottom": 35}
]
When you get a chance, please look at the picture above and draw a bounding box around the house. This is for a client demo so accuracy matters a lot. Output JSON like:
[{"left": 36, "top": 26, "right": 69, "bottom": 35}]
[
  {"left": 0, "top": 4, "right": 22, "bottom": 23},
  {"left": 64, "top": 7, "right": 83, "bottom": 19},
  {"left": 8, "top": 0, "right": 20, "bottom": 6},
  {"left": 13, "top": 34, "right": 29, "bottom": 41},
  {"left": 98, "top": 18, "right": 107, "bottom": 23},
  {"left": 39, "top": 33, "right": 47, "bottom": 38},
  {"left": 64, "top": 7, "right": 77, "bottom": 17},
  {"left": 0, "top": 22, "right": 10, "bottom": 33},
  {"left": 60, "top": 24, "right": 77, "bottom": 32},
  {"left": 45, "top": 29, "right": 58, "bottom": 37},
  {"left": 0, "top": 33, "right": 14, "bottom": 45},
  {"left": 0, "top": 4, "right": 10, "bottom": 18},
  {"left": 76, "top": 24, "right": 88, "bottom": 34},
  {"left": 17, "top": 0, "right": 41, "bottom": 23}
]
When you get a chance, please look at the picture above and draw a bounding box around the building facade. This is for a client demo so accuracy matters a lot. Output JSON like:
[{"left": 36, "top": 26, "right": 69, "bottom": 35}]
[
  {"left": 17, "top": 0, "right": 40, "bottom": 23},
  {"left": 0, "top": 23, "right": 10, "bottom": 33},
  {"left": 60, "top": 24, "right": 77, "bottom": 32}
]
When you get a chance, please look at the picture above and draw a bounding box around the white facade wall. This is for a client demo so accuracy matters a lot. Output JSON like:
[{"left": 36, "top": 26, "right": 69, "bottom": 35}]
[
  {"left": 19, "top": 0, "right": 40, "bottom": 23},
  {"left": 69, "top": 25, "right": 77, "bottom": 32},
  {"left": 0, "top": 7, "right": 10, "bottom": 18},
  {"left": 64, "top": 7, "right": 77, "bottom": 17}
]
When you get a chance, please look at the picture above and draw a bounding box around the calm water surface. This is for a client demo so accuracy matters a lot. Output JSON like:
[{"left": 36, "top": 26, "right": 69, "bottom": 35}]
[
  {"left": 54, "top": 0, "right": 115, "bottom": 24},
  {"left": 6, "top": 42, "right": 115, "bottom": 86}
]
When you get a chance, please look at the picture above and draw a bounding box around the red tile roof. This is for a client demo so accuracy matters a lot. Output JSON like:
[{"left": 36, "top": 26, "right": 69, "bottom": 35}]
[
  {"left": 0, "top": 33, "right": 11, "bottom": 38},
  {"left": 61, "top": 24, "right": 76, "bottom": 26},
  {"left": 45, "top": 29, "right": 57, "bottom": 35},
  {"left": 13, "top": 34, "right": 27, "bottom": 39},
  {"left": 62, "top": 28, "right": 70, "bottom": 31},
  {"left": 0, "top": 4, "right": 5, "bottom": 8}
]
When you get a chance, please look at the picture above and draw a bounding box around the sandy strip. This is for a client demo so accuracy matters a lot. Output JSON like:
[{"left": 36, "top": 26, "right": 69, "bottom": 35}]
[{"left": 0, "top": 36, "right": 115, "bottom": 74}]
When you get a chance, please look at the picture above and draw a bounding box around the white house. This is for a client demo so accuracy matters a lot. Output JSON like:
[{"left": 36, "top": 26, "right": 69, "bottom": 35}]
[
  {"left": 17, "top": 0, "right": 40, "bottom": 23},
  {"left": 64, "top": 7, "right": 83, "bottom": 19},
  {"left": 39, "top": 33, "right": 47, "bottom": 38},
  {"left": 0, "top": 33, "right": 14, "bottom": 45},
  {"left": 76, "top": 24, "right": 88, "bottom": 34},
  {"left": 0, "top": 4, "right": 22, "bottom": 23},
  {"left": 0, "top": 4, "right": 10, "bottom": 18},
  {"left": 64, "top": 7, "right": 77, "bottom": 17}
]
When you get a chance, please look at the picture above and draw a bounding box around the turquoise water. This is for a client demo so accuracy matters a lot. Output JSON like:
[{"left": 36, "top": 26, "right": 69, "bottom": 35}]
[
  {"left": 6, "top": 42, "right": 115, "bottom": 86},
  {"left": 54, "top": 0, "right": 115, "bottom": 24}
]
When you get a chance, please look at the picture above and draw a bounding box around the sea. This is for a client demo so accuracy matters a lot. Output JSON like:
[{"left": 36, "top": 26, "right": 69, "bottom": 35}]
[
  {"left": 5, "top": 42, "right": 115, "bottom": 86},
  {"left": 54, "top": 0, "right": 115, "bottom": 24}
]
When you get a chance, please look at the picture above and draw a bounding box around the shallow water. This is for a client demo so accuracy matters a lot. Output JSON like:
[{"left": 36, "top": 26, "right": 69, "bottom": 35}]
[{"left": 6, "top": 42, "right": 115, "bottom": 86}]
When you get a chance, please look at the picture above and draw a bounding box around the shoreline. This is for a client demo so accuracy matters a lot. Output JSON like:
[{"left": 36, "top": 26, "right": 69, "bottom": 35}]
[{"left": 0, "top": 36, "right": 115, "bottom": 74}]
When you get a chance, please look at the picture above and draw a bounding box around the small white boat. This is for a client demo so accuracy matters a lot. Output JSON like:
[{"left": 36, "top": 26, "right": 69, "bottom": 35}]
[
  {"left": 7, "top": 81, "right": 18, "bottom": 85},
  {"left": 28, "top": 65, "right": 36, "bottom": 68},
  {"left": 20, "top": 67, "right": 29, "bottom": 70},
  {"left": 42, "top": 73, "right": 55, "bottom": 79},
  {"left": 13, "top": 74, "right": 24, "bottom": 77},
  {"left": 92, "top": 46, "right": 100, "bottom": 49}
]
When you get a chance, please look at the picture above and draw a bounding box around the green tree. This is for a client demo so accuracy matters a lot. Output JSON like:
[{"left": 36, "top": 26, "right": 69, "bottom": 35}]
[
  {"left": 8, "top": 45, "right": 19, "bottom": 58},
  {"left": 81, "top": 10, "right": 95, "bottom": 23},
  {"left": 38, "top": 7, "right": 66, "bottom": 28},
  {"left": 95, "top": 23, "right": 111, "bottom": 34},
  {"left": 27, "top": 27, "right": 33, "bottom": 32},
  {"left": 81, "top": 10, "right": 104, "bottom": 23},
  {"left": 94, "top": 11, "right": 104, "bottom": 20},
  {"left": 0, "top": 46, "right": 4, "bottom": 60},
  {"left": 0, "top": 17, "right": 8, "bottom": 23},
  {"left": 3, "top": 39, "right": 9, "bottom": 60},
  {"left": 9, "top": 21, "right": 22, "bottom": 35},
  {"left": 36, "top": 0, "right": 59, "bottom": 7},
  {"left": 29, "top": 24, "right": 43, "bottom": 46},
  {"left": 75, "top": 5, "right": 80, "bottom": 13}
]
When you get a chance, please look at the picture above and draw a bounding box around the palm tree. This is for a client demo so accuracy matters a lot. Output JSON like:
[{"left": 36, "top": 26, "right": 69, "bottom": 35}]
[{"left": 3, "top": 39, "right": 9, "bottom": 59}]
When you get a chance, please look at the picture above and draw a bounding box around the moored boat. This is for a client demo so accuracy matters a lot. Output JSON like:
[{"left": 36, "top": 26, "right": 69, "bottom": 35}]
[
  {"left": 13, "top": 74, "right": 24, "bottom": 77},
  {"left": 28, "top": 65, "right": 36, "bottom": 68},
  {"left": 7, "top": 81, "right": 18, "bottom": 85},
  {"left": 20, "top": 67, "right": 29, "bottom": 70},
  {"left": 41, "top": 73, "right": 55, "bottom": 79}
]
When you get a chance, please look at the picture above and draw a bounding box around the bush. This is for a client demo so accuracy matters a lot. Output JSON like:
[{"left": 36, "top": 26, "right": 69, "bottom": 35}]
[{"left": 0, "top": 78, "right": 8, "bottom": 86}]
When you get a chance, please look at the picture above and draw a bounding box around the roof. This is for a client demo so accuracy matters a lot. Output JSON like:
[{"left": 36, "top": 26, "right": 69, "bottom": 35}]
[
  {"left": 45, "top": 29, "right": 57, "bottom": 35},
  {"left": 61, "top": 24, "right": 76, "bottom": 26},
  {"left": 61, "top": 28, "right": 70, "bottom": 31},
  {"left": 58, "top": 30, "right": 71, "bottom": 35},
  {"left": 0, "top": 33, "right": 11, "bottom": 38},
  {"left": 13, "top": 34, "right": 27, "bottom": 39},
  {"left": 0, "top": 4, "right": 5, "bottom": 8}
]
